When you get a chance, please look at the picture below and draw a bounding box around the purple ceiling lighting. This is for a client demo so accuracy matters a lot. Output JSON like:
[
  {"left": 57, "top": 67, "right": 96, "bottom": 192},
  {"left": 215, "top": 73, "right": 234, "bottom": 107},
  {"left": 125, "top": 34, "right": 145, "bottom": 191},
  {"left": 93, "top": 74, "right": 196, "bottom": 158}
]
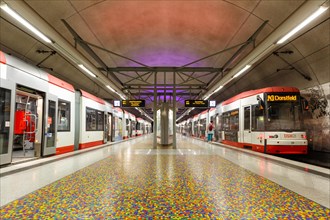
[{"left": 126, "top": 50, "right": 209, "bottom": 67}]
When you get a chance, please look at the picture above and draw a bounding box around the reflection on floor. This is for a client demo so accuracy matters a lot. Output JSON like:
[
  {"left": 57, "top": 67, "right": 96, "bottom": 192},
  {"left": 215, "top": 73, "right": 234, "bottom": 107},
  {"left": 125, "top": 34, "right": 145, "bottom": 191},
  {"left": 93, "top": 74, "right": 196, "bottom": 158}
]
[
  {"left": 11, "top": 149, "right": 37, "bottom": 164},
  {"left": 1, "top": 136, "right": 329, "bottom": 219}
]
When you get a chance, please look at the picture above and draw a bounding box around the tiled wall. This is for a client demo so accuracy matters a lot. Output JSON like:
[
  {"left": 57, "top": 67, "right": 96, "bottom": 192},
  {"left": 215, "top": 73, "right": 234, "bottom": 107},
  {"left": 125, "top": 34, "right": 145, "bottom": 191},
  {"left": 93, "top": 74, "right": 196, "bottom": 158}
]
[{"left": 301, "top": 82, "right": 330, "bottom": 152}]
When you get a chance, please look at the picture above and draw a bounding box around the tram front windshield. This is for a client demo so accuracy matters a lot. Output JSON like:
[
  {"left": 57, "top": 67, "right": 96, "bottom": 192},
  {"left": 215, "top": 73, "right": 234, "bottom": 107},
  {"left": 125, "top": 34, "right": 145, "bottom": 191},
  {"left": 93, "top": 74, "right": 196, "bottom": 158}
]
[{"left": 266, "top": 101, "right": 303, "bottom": 131}]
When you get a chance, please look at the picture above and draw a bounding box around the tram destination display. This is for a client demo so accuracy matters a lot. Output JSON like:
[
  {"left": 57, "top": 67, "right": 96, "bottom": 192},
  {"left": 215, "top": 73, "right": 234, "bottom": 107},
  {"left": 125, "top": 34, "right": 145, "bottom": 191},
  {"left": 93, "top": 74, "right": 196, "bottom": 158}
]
[
  {"left": 185, "top": 100, "right": 209, "bottom": 108},
  {"left": 122, "top": 100, "right": 145, "bottom": 107},
  {"left": 266, "top": 93, "right": 298, "bottom": 102}
]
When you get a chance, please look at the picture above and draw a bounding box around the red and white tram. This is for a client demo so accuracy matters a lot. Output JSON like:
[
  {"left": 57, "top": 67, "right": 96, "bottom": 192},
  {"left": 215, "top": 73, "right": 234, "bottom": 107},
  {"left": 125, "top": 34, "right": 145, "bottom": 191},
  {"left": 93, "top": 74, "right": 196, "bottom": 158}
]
[
  {"left": 0, "top": 51, "right": 150, "bottom": 165},
  {"left": 182, "top": 87, "right": 308, "bottom": 154},
  {"left": 219, "top": 87, "right": 308, "bottom": 154}
]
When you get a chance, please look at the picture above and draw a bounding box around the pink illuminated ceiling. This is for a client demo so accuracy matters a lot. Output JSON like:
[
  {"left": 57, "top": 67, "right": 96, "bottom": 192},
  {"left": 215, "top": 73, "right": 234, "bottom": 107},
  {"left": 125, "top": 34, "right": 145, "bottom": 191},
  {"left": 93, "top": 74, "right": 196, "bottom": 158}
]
[
  {"left": 25, "top": 0, "right": 277, "bottom": 68},
  {"left": 74, "top": 1, "right": 252, "bottom": 67}
]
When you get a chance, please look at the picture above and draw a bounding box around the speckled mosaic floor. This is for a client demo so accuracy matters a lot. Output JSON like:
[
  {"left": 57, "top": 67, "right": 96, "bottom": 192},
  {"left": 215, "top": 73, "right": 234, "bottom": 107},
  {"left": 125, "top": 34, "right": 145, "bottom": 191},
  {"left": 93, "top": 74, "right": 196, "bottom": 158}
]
[{"left": 1, "top": 143, "right": 329, "bottom": 219}]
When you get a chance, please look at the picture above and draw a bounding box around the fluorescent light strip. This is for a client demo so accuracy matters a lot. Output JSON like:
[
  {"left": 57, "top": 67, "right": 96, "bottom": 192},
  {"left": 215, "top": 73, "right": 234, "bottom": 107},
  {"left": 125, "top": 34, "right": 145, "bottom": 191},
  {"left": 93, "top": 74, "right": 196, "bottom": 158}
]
[
  {"left": 223, "top": 77, "right": 234, "bottom": 86},
  {"left": 107, "top": 85, "right": 126, "bottom": 99},
  {"left": 0, "top": 3, "right": 52, "bottom": 43},
  {"left": 203, "top": 95, "right": 210, "bottom": 100},
  {"left": 233, "top": 64, "right": 251, "bottom": 78},
  {"left": 78, "top": 64, "right": 96, "bottom": 77},
  {"left": 106, "top": 85, "right": 115, "bottom": 92},
  {"left": 120, "top": 94, "right": 124, "bottom": 99},
  {"left": 203, "top": 85, "right": 224, "bottom": 102},
  {"left": 277, "top": 6, "right": 328, "bottom": 44},
  {"left": 214, "top": 85, "right": 223, "bottom": 93}
]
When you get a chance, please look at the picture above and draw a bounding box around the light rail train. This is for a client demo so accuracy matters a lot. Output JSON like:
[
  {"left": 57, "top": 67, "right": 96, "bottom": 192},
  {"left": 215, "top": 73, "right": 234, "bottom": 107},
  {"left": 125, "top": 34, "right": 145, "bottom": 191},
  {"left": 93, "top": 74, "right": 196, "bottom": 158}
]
[
  {"left": 178, "top": 87, "right": 308, "bottom": 154},
  {"left": 0, "top": 51, "right": 151, "bottom": 165}
]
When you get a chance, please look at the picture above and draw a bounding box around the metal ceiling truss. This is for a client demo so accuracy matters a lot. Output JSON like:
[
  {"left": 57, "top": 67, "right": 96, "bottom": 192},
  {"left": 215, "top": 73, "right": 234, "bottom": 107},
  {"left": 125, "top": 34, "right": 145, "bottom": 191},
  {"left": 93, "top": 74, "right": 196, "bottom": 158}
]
[
  {"left": 62, "top": 19, "right": 269, "bottom": 119},
  {"left": 206, "top": 20, "right": 269, "bottom": 92},
  {"left": 129, "top": 92, "right": 200, "bottom": 96}
]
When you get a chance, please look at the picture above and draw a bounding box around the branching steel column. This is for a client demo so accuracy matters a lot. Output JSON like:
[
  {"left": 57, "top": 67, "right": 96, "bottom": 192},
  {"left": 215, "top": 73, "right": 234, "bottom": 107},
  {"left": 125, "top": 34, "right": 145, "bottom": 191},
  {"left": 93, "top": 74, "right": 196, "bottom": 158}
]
[
  {"left": 107, "top": 67, "right": 222, "bottom": 72},
  {"left": 177, "top": 41, "right": 247, "bottom": 70},
  {"left": 173, "top": 72, "right": 177, "bottom": 148},
  {"left": 164, "top": 72, "right": 166, "bottom": 102},
  {"left": 61, "top": 19, "right": 123, "bottom": 85},
  {"left": 222, "top": 20, "right": 269, "bottom": 73},
  {"left": 153, "top": 72, "right": 157, "bottom": 148},
  {"left": 123, "top": 71, "right": 152, "bottom": 84}
]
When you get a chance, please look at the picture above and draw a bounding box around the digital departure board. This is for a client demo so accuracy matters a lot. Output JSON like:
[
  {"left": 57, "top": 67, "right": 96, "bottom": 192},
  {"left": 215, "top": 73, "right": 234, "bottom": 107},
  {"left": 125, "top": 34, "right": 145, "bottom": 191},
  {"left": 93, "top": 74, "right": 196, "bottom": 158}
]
[
  {"left": 185, "top": 100, "right": 208, "bottom": 108},
  {"left": 122, "top": 100, "right": 145, "bottom": 107}
]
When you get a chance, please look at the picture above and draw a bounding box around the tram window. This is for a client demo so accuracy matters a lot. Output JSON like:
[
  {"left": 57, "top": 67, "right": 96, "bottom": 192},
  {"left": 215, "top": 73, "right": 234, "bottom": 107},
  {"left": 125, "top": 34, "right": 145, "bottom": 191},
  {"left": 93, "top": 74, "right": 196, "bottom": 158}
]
[
  {"left": 0, "top": 88, "right": 11, "bottom": 154},
  {"left": 86, "top": 108, "right": 97, "bottom": 131},
  {"left": 244, "top": 107, "right": 250, "bottom": 130},
  {"left": 266, "top": 102, "right": 303, "bottom": 131},
  {"left": 97, "top": 111, "right": 104, "bottom": 131},
  {"left": 222, "top": 110, "right": 239, "bottom": 131},
  {"left": 57, "top": 100, "right": 70, "bottom": 131},
  {"left": 252, "top": 105, "right": 264, "bottom": 131},
  {"left": 268, "top": 106, "right": 279, "bottom": 118},
  {"left": 126, "top": 119, "right": 129, "bottom": 131},
  {"left": 230, "top": 114, "right": 239, "bottom": 131},
  {"left": 216, "top": 115, "right": 222, "bottom": 130},
  {"left": 86, "top": 108, "right": 104, "bottom": 131},
  {"left": 222, "top": 113, "right": 230, "bottom": 131}
]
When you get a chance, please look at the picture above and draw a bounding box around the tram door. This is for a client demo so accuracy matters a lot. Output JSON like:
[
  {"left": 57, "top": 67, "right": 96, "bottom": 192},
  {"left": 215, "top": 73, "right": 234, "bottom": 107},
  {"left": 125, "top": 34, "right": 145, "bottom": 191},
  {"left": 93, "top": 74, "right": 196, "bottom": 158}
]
[
  {"left": 104, "top": 113, "right": 112, "bottom": 142},
  {"left": 0, "top": 88, "right": 12, "bottom": 165},
  {"left": 108, "top": 113, "right": 112, "bottom": 141},
  {"left": 12, "top": 89, "right": 44, "bottom": 162},
  {"left": 128, "top": 119, "right": 132, "bottom": 137},
  {"left": 243, "top": 106, "right": 252, "bottom": 144},
  {"left": 215, "top": 114, "right": 220, "bottom": 141},
  {"left": 43, "top": 94, "right": 57, "bottom": 156}
]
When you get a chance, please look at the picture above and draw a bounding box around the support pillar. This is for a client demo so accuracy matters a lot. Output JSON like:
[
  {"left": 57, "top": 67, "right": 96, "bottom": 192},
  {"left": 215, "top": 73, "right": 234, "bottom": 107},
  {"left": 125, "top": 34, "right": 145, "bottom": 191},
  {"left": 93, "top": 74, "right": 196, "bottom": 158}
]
[
  {"left": 153, "top": 72, "right": 157, "bottom": 148},
  {"left": 173, "top": 72, "right": 177, "bottom": 148}
]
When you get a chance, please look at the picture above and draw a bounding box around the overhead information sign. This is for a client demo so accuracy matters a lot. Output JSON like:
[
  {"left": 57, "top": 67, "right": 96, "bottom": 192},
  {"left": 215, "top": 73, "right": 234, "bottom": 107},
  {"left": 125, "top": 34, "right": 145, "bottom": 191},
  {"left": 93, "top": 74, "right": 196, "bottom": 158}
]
[
  {"left": 185, "top": 100, "right": 208, "bottom": 108},
  {"left": 209, "top": 100, "right": 216, "bottom": 107},
  {"left": 122, "top": 100, "right": 145, "bottom": 107},
  {"left": 114, "top": 100, "right": 121, "bottom": 107}
]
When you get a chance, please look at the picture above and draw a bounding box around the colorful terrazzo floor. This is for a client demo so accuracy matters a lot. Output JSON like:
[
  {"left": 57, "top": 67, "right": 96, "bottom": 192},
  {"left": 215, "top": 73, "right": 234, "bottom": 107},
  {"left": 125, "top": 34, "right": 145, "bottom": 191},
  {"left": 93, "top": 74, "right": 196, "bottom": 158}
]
[{"left": 1, "top": 144, "right": 329, "bottom": 219}]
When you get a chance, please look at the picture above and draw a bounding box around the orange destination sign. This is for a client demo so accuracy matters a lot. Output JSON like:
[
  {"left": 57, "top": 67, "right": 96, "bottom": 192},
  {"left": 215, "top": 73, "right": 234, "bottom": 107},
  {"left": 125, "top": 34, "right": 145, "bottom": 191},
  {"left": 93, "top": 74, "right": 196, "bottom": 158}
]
[
  {"left": 122, "top": 100, "right": 145, "bottom": 107},
  {"left": 185, "top": 100, "right": 208, "bottom": 108}
]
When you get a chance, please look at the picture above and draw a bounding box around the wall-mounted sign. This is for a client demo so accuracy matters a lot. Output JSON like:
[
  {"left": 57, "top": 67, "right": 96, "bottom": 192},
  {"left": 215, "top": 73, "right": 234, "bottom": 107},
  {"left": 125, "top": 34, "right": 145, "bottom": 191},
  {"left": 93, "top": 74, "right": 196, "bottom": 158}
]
[
  {"left": 209, "top": 100, "right": 216, "bottom": 107},
  {"left": 185, "top": 100, "right": 208, "bottom": 108},
  {"left": 114, "top": 100, "right": 121, "bottom": 107},
  {"left": 122, "top": 100, "right": 145, "bottom": 107}
]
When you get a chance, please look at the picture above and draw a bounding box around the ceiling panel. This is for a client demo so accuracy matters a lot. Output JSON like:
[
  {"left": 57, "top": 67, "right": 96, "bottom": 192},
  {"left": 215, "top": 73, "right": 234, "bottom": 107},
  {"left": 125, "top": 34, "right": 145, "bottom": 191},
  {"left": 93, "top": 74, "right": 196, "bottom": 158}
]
[
  {"left": 69, "top": 0, "right": 104, "bottom": 12},
  {"left": 25, "top": 0, "right": 76, "bottom": 29},
  {"left": 253, "top": 0, "right": 305, "bottom": 28}
]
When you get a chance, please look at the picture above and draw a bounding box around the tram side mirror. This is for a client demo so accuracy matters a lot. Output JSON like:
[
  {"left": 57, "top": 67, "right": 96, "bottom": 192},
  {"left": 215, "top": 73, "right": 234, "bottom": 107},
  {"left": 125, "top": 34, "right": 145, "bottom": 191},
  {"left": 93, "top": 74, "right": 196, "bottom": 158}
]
[
  {"left": 256, "top": 95, "right": 265, "bottom": 110},
  {"left": 301, "top": 97, "right": 309, "bottom": 111}
]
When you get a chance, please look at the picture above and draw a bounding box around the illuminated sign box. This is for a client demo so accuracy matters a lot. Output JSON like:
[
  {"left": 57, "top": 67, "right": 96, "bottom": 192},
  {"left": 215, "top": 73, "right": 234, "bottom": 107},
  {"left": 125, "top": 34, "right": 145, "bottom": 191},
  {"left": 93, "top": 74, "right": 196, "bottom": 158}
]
[
  {"left": 122, "top": 100, "right": 145, "bottom": 107},
  {"left": 209, "top": 100, "right": 216, "bottom": 107},
  {"left": 114, "top": 100, "right": 121, "bottom": 107},
  {"left": 185, "top": 100, "right": 208, "bottom": 108},
  {"left": 267, "top": 94, "right": 298, "bottom": 102}
]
